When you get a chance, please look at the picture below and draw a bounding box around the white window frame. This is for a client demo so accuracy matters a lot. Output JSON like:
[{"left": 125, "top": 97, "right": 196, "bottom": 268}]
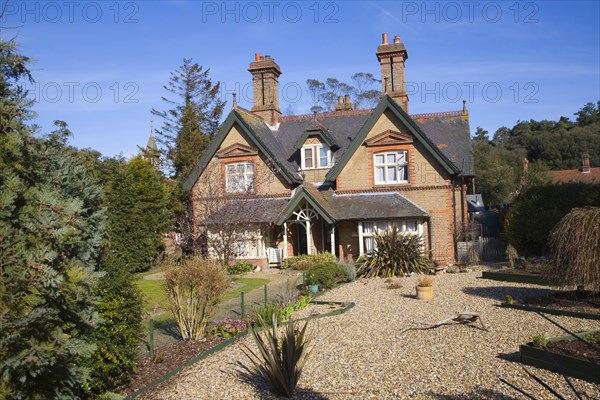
[
  {"left": 374, "top": 151, "right": 408, "bottom": 184},
  {"left": 358, "top": 220, "right": 422, "bottom": 255},
  {"left": 225, "top": 161, "right": 254, "bottom": 193},
  {"left": 301, "top": 144, "right": 332, "bottom": 170}
]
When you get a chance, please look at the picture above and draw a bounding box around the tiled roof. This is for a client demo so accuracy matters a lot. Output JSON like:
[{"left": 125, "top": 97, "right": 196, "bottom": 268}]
[
  {"left": 548, "top": 168, "right": 600, "bottom": 184},
  {"left": 204, "top": 197, "right": 289, "bottom": 224},
  {"left": 328, "top": 192, "right": 429, "bottom": 220}
]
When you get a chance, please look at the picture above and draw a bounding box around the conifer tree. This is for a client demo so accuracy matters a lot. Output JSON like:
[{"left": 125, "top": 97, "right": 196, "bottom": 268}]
[
  {"left": 152, "top": 58, "right": 225, "bottom": 179},
  {"left": 0, "top": 39, "right": 105, "bottom": 399},
  {"left": 104, "top": 156, "right": 171, "bottom": 273}
]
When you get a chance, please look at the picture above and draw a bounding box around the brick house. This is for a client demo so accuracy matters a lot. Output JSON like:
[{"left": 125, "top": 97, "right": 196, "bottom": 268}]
[{"left": 183, "top": 34, "right": 474, "bottom": 268}]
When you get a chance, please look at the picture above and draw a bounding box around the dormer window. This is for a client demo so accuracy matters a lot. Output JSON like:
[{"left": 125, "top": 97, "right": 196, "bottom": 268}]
[
  {"left": 226, "top": 161, "right": 254, "bottom": 193},
  {"left": 301, "top": 144, "right": 332, "bottom": 170},
  {"left": 374, "top": 151, "right": 408, "bottom": 184}
]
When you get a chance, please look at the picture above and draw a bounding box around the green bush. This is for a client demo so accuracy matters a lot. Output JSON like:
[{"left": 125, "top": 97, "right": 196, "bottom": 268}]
[
  {"left": 227, "top": 261, "right": 254, "bottom": 275},
  {"left": 305, "top": 262, "right": 347, "bottom": 289},
  {"left": 283, "top": 252, "right": 336, "bottom": 270},
  {"left": 356, "top": 229, "right": 431, "bottom": 278},
  {"left": 294, "top": 295, "right": 312, "bottom": 311},
  {"left": 341, "top": 264, "right": 357, "bottom": 282},
  {"left": 504, "top": 183, "right": 600, "bottom": 255},
  {"left": 254, "top": 303, "right": 290, "bottom": 327},
  {"left": 531, "top": 335, "right": 548, "bottom": 348},
  {"left": 81, "top": 252, "right": 143, "bottom": 397}
]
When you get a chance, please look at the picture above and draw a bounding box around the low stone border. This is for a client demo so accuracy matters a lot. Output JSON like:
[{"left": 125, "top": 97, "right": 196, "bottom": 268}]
[
  {"left": 124, "top": 300, "right": 355, "bottom": 399},
  {"left": 481, "top": 270, "right": 549, "bottom": 286},
  {"left": 520, "top": 330, "right": 600, "bottom": 384},
  {"left": 499, "top": 302, "right": 600, "bottom": 320}
]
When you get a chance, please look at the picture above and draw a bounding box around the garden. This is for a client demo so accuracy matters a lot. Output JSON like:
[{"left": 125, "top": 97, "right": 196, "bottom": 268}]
[{"left": 121, "top": 208, "right": 600, "bottom": 399}]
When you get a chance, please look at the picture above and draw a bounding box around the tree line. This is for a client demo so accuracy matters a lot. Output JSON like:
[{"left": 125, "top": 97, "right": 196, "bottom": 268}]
[{"left": 473, "top": 101, "right": 600, "bottom": 205}]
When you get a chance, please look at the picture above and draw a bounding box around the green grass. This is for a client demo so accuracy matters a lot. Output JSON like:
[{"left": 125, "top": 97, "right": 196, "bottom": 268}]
[
  {"left": 134, "top": 274, "right": 270, "bottom": 315},
  {"left": 224, "top": 277, "right": 270, "bottom": 301}
]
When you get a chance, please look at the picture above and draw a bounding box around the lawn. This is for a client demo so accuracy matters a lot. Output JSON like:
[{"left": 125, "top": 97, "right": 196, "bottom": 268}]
[{"left": 134, "top": 273, "right": 271, "bottom": 315}]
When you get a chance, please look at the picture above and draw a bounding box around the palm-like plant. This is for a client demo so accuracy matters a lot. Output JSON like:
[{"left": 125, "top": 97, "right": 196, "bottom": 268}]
[
  {"left": 356, "top": 229, "right": 431, "bottom": 278},
  {"left": 243, "top": 314, "right": 314, "bottom": 398}
]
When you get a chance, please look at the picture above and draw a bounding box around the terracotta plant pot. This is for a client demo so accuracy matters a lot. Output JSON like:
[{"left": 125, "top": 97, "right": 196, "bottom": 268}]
[{"left": 416, "top": 286, "right": 433, "bottom": 300}]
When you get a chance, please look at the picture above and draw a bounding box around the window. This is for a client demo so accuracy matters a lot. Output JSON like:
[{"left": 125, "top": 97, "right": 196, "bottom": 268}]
[
  {"left": 301, "top": 144, "right": 332, "bottom": 169},
  {"left": 225, "top": 162, "right": 254, "bottom": 193},
  {"left": 359, "top": 220, "right": 420, "bottom": 254},
  {"left": 374, "top": 151, "right": 408, "bottom": 184}
]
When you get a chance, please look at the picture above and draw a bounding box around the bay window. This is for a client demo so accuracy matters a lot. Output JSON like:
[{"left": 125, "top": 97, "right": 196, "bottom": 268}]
[{"left": 358, "top": 220, "right": 421, "bottom": 254}]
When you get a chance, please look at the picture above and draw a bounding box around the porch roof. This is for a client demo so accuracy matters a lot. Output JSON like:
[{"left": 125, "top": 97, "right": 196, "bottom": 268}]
[
  {"left": 204, "top": 197, "right": 290, "bottom": 225},
  {"left": 274, "top": 186, "right": 429, "bottom": 225},
  {"left": 328, "top": 192, "right": 429, "bottom": 220}
]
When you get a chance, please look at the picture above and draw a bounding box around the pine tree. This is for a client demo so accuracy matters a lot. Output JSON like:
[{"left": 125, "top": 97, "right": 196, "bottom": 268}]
[
  {"left": 0, "top": 39, "right": 105, "bottom": 399},
  {"left": 152, "top": 58, "right": 225, "bottom": 179}
]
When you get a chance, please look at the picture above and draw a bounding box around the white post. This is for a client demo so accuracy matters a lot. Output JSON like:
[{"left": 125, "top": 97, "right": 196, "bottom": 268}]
[
  {"left": 283, "top": 222, "right": 288, "bottom": 259},
  {"left": 330, "top": 225, "right": 335, "bottom": 255},
  {"left": 306, "top": 220, "right": 311, "bottom": 255},
  {"left": 358, "top": 221, "right": 364, "bottom": 255}
]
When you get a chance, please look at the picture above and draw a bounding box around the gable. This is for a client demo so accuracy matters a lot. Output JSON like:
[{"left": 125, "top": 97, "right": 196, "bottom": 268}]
[
  {"left": 182, "top": 109, "right": 301, "bottom": 191},
  {"left": 216, "top": 142, "right": 258, "bottom": 158},
  {"left": 325, "top": 95, "right": 460, "bottom": 182}
]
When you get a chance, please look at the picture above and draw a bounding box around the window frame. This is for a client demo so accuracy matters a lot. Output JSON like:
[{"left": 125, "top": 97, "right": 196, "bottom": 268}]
[
  {"left": 358, "top": 220, "right": 421, "bottom": 254},
  {"left": 373, "top": 150, "right": 409, "bottom": 184},
  {"left": 301, "top": 144, "right": 332, "bottom": 170},
  {"left": 225, "top": 161, "right": 255, "bottom": 194}
]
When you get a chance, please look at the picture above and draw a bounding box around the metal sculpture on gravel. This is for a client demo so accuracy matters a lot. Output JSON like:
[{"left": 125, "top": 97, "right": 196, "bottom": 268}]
[{"left": 401, "top": 310, "right": 488, "bottom": 333}]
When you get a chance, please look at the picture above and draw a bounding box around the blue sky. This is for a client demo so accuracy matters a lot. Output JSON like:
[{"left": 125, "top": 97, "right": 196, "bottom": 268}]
[{"left": 1, "top": 0, "right": 599, "bottom": 157}]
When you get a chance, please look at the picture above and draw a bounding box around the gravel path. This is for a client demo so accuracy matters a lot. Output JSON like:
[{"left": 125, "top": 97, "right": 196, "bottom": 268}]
[{"left": 141, "top": 272, "right": 600, "bottom": 399}]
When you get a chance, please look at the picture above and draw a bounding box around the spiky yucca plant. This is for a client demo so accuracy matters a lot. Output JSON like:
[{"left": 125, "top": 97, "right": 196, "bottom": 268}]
[
  {"left": 243, "top": 314, "right": 314, "bottom": 398},
  {"left": 356, "top": 229, "right": 431, "bottom": 278}
]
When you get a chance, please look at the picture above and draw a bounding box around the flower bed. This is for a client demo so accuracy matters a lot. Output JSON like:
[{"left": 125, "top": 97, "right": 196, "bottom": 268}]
[{"left": 520, "top": 330, "right": 600, "bottom": 384}]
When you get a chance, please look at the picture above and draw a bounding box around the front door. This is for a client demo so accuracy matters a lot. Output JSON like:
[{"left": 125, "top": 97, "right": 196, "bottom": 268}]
[{"left": 294, "top": 223, "right": 308, "bottom": 255}]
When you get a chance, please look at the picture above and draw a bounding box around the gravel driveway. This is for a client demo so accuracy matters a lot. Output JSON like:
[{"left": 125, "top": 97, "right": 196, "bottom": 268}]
[{"left": 142, "top": 272, "right": 600, "bottom": 399}]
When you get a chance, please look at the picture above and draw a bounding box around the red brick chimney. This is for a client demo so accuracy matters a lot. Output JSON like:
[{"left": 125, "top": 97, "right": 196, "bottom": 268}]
[
  {"left": 248, "top": 53, "right": 282, "bottom": 125},
  {"left": 376, "top": 33, "right": 409, "bottom": 112},
  {"left": 582, "top": 152, "right": 591, "bottom": 173}
]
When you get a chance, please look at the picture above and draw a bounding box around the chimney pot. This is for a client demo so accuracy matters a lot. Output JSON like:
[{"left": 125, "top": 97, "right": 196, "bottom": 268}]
[
  {"left": 394, "top": 35, "right": 401, "bottom": 43},
  {"left": 338, "top": 96, "right": 344, "bottom": 104},
  {"left": 382, "top": 33, "right": 388, "bottom": 44},
  {"left": 255, "top": 53, "right": 261, "bottom": 61},
  {"left": 344, "top": 94, "right": 351, "bottom": 103}
]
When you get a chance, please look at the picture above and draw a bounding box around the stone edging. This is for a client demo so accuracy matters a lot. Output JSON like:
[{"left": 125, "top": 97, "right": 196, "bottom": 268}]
[{"left": 124, "top": 299, "right": 355, "bottom": 399}]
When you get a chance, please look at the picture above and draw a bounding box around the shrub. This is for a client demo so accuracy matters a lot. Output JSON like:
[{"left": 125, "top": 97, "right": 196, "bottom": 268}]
[
  {"left": 341, "top": 263, "right": 357, "bottom": 282},
  {"left": 209, "top": 318, "right": 247, "bottom": 338},
  {"left": 504, "top": 295, "right": 515, "bottom": 304},
  {"left": 504, "top": 183, "right": 600, "bottom": 255},
  {"left": 305, "top": 262, "right": 347, "bottom": 289},
  {"left": 294, "top": 295, "right": 312, "bottom": 311},
  {"left": 227, "top": 261, "right": 254, "bottom": 275},
  {"left": 283, "top": 252, "right": 336, "bottom": 270},
  {"left": 254, "top": 303, "right": 290, "bottom": 327},
  {"left": 163, "top": 256, "right": 230, "bottom": 340},
  {"left": 81, "top": 252, "right": 143, "bottom": 397},
  {"left": 242, "top": 315, "right": 314, "bottom": 398},
  {"left": 547, "top": 207, "right": 600, "bottom": 292},
  {"left": 356, "top": 229, "right": 431, "bottom": 278},
  {"left": 531, "top": 335, "right": 548, "bottom": 348}
]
